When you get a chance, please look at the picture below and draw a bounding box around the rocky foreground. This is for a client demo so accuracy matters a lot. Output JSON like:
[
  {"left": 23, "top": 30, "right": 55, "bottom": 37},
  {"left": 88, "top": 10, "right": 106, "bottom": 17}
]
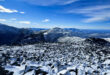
[{"left": 0, "top": 41, "right": 110, "bottom": 75}]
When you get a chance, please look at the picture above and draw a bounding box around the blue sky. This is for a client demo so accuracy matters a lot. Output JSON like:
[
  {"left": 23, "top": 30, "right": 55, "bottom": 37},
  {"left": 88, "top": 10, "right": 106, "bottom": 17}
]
[{"left": 0, "top": 0, "right": 110, "bottom": 29}]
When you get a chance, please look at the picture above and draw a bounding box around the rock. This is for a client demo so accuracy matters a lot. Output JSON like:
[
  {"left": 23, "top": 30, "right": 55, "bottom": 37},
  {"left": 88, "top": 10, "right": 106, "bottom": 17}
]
[
  {"left": 0, "top": 66, "right": 13, "bottom": 75},
  {"left": 85, "top": 37, "right": 109, "bottom": 45}
]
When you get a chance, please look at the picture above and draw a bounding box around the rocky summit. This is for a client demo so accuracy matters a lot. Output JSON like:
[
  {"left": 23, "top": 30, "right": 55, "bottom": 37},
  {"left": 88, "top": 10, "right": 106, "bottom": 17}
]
[{"left": 0, "top": 41, "right": 110, "bottom": 75}]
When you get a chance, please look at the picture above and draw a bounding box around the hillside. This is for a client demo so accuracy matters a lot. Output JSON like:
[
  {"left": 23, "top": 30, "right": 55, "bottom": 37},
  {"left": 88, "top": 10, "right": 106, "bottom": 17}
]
[{"left": 0, "top": 23, "right": 21, "bottom": 45}]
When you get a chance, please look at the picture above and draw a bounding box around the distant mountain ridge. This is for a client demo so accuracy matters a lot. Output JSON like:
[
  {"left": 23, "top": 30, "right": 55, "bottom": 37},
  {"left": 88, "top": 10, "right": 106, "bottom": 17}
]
[
  {"left": 30, "top": 27, "right": 110, "bottom": 38},
  {"left": 0, "top": 23, "right": 45, "bottom": 45},
  {"left": 29, "top": 28, "right": 48, "bottom": 31},
  {"left": 0, "top": 23, "right": 110, "bottom": 45},
  {"left": 0, "top": 23, "right": 21, "bottom": 45}
]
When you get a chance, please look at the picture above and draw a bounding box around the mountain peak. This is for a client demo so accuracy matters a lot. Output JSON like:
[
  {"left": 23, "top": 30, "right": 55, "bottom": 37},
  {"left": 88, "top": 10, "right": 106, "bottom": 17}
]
[{"left": 52, "top": 27, "right": 62, "bottom": 29}]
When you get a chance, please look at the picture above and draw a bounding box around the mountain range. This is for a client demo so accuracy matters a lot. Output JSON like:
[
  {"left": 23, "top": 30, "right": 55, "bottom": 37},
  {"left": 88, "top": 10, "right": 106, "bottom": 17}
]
[{"left": 0, "top": 23, "right": 110, "bottom": 45}]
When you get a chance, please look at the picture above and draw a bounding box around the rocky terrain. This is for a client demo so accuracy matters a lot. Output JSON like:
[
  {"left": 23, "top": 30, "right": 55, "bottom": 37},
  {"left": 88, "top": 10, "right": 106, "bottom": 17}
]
[{"left": 0, "top": 38, "right": 110, "bottom": 75}]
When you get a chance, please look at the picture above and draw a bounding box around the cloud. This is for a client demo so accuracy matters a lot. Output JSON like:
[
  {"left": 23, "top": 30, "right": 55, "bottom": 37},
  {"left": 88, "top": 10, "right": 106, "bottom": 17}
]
[
  {"left": 10, "top": 18, "right": 16, "bottom": 21},
  {"left": 20, "top": 12, "right": 25, "bottom": 14},
  {"left": 22, "top": 0, "right": 78, "bottom": 6},
  {"left": 0, "top": 5, "right": 25, "bottom": 14},
  {"left": 0, "top": 5, "right": 18, "bottom": 13},
  {"left": 42, "top": 19, "right": 50, "bottom": 22},
  {"left": 83, "top": 17, "right": 107, "bottom": 23},
  {"left": 19, "top": 21, "right": 31, "bottom": 24},
  {"left": 68, "top": 5, "right": 110, "bottom": 23},
  {"left": 0, "top": 19, "right": 6, "bottom": 21}
]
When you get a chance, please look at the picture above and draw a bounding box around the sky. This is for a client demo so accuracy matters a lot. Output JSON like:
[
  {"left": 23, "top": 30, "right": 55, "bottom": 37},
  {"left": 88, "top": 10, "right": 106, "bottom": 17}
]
[{"left": 0, "top": 0, "right": 110, "bottom": 29}]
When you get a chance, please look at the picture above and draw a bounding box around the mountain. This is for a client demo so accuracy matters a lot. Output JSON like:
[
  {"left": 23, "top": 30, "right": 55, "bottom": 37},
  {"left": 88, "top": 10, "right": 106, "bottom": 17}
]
[
  {"left": 1, "top": 24, "right": 110, "bottom": 45},
  {"left": 43, "top": 27, "right": 110, "bottom": 42},
  {"left": 43, "top": 27, "right": 72, "bottom": 42},
  {"left": 58, "top": 36, "right": 85, "bottom": 43},
  {"left": 29, "top": 28, "right": 48, "bottom": 31},
  {"left": 0, "top": 23, "right": 48, "bottom": 45},
  {"left": 24, "top": 27, "right": 110, "bottom": 43},
  {"left": 14, "top": 30, "right": 46, "bottom": 45},
  {"left": 1, "top": 26, "right": 110, "bottom": 75},
  {"left": 85, "top": 37, "right": 109, "bottom": 45},
  {"left": 0, "top": 23, "right": 21, "bottom": 45},
  {"left": 78, "top": 29, "right": 110, "bottom": 38}
]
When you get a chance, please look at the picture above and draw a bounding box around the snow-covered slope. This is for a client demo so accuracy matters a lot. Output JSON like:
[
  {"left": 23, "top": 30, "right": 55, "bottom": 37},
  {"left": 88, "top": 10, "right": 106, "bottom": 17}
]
[
  {"left": 0, "top": 23, "right": 21, "bottom": 45},
  {"left": 104, "top": 38, "right": 110, "bottom": 42},
  {"left": 58, "top": 36, "right": 85, "bottom": 43},
  {"left": 44, "top": 27, "right": 72, "bottom": 42}
]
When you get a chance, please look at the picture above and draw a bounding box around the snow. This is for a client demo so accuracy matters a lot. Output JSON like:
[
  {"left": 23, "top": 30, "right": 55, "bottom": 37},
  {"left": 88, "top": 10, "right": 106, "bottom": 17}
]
[
  {"left": 58, "top": 36, "right": 85, "bottom": 43},
  {"left": 5, "top": 65, "right": 25, "bottom": 75},
  {"left": 103, "top": 60, "right": 110, "bottom": 64},
  {"left": 104, "top": 38, "right": 110, "bottom": 42},
  {"left": 24, "top": 70, "right": 35, "bottom": 75},
  {"left": 0, "top": 42, "right": 110, "bottom": 75}
]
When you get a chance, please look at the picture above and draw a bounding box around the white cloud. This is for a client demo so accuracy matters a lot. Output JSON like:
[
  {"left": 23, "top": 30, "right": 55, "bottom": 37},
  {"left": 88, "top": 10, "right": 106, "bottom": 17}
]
[
  {"left": 20, "top": 12, "right": 25, "bottom": 14},
  {"left": 0, "top": 19, "right": 6, "bottom": 21},
  {"left": 23, "top": 0, "right": 78, "bottom": 6},
  {"left": 42, "top": 19, "right": 50, "bottom": 22},
  {"left": 0, "top": 5, "right": 25, "bottom": 14},
  {"left": 83, "top": 17, "right": 107, "bottom": 23},
  {"left": 61, "top": 0, "right": 78, "bottom": 5},
  {"left": 19, "top": 21, "right": 31, "bottom": 24},
  {"left": 0, "top": 5, "right": 18, "bottom": 13},
  {"left": 68, "top": 5, "right": 110, "bottom": 23}
]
